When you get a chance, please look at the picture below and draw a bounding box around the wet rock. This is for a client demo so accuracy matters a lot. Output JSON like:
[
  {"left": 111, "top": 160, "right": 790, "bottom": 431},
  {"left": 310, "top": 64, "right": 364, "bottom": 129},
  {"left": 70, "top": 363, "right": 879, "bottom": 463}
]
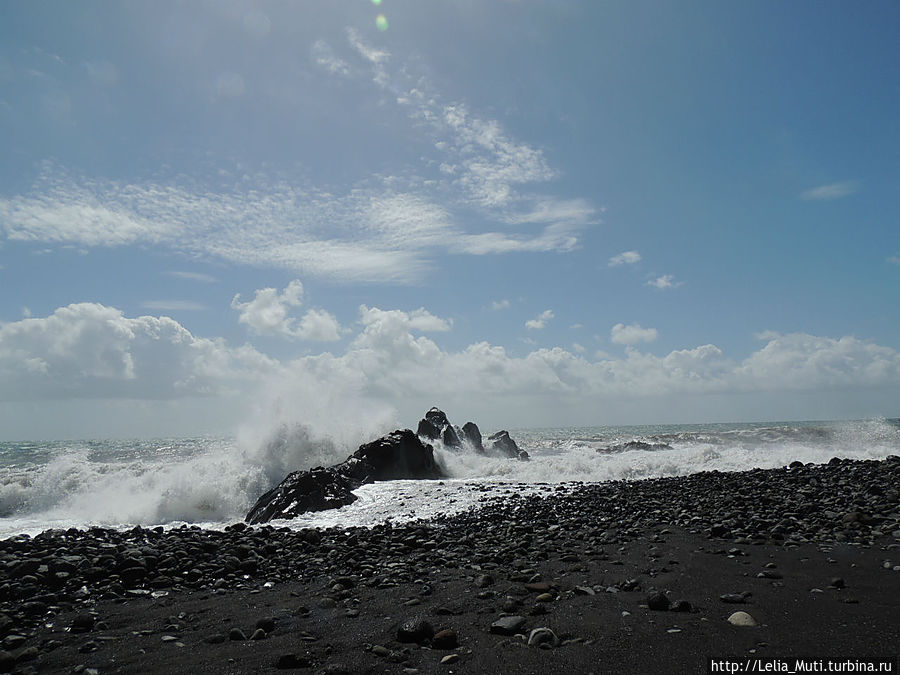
[
  {"left": 461, "top": 422, "right": 485, "bottom": 453},
  {"left": 70, "top": 614, "right": 95, "bottom": 633},
  {"left": 397, "top": 618, "right": 434, "bottom": 644},
  {"left": 490, "top": 615, "right": 526, "bottom": 636}
]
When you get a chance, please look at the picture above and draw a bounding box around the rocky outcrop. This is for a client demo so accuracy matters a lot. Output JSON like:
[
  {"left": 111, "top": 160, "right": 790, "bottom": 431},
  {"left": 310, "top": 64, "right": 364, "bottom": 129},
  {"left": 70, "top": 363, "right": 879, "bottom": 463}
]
[
  {"left": 596, "top": 440, "right": 673, "bottom": 454},
  {"left": 487, "top": 430, "right": 529, "bottom": 461},
  {"left": 245, "top": 429, "right": 444, "bottom": 525},
  {"left": 461, "top": 422, "right": 485, "bottom": 454}
]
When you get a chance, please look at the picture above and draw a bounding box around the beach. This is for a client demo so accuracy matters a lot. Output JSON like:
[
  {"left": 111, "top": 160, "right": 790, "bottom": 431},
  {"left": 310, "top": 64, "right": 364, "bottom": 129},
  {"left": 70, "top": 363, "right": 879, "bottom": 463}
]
[{"left": 2, "top": 456, "right": 898, "bottom": 674}]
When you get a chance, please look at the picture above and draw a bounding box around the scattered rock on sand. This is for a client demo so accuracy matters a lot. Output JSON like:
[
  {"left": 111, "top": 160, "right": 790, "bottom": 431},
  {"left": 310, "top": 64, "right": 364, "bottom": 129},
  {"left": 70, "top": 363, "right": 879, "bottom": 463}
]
[{"left": 727, "top": 611, "right": 758, "bottom": 627}]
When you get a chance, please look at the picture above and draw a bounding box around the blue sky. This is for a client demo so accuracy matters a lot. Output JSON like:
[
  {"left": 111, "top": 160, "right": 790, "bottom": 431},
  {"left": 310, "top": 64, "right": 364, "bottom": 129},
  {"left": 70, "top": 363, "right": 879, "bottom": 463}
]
[{"left": 0, "top": 1, "right": 898, "bottom": 439}]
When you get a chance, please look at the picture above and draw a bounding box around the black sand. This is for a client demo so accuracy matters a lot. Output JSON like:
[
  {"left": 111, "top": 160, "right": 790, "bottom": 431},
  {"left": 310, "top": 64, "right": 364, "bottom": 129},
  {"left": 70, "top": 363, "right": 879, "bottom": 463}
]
[{"left": 2, "top": 457, "right": 898, "bottom": 674}]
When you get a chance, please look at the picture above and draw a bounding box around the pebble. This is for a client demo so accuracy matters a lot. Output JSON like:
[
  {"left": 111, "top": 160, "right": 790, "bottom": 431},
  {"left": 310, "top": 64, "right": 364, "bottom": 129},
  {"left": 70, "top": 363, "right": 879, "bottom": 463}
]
[
  {"left": 490, "top": 615, "right": 526, "bottom": 636},
  {"left": 646, "top": 592, "right": 670, "bottom": 611},
  {"left": 727, "top": 611, "right": 757, "bottom": 627},
  {"left": 397, "top": 618, "right": 434, "bottom": 644},
  {"left": 527, "top": 627, "right": 559, "bottom": 648},
  {"left": 440, "top": 654, "right": 460, "bottom": 665},
  {"left": 432, "top": 629, "right": 458, "bottom": 649}
]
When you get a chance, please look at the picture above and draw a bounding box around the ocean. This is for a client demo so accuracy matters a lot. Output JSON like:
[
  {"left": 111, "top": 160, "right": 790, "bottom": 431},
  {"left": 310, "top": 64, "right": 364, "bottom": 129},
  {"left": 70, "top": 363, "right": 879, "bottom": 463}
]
[{"left": 2, "top": 418, "right": 898, "bottom": 539}]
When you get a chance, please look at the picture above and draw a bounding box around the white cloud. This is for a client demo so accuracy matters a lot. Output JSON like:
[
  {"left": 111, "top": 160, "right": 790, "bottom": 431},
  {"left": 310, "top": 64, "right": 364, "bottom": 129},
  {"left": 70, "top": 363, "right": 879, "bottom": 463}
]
[
  {"left": 142, "top": 301, "right": 206, "bottom": 312},
  {"left": 608, "top": 250, "right": 641, "bottom": 267},
  {"left": 647, "top": 274, "right": 682, "bottom": 290},
  {"left": 610, "top": 323, "right": 658, "bottom": 345},
  {"left": 572, "top": 342, "right": 586, "bottom": 354},
  {"left": 231, "top": 281, "right": 340, "bottom": 342},
  {"left": 311, "top": 40, "right": 350, "bottom": 76},
  {"left": 525, "top": 309, "right": 554, "bottom": 330},
  {"left": 2, "top": 303, "right": 899, "bottom": 432},
  {"left": 296, "top": 308, "right": 342, "bottom": 342},
  {"left": 165, "top": 271, "right": 217, "bottom": 283},
  {"left": 800, "top": 181, "right": 858, "bottom": 201},
  {"left": 888, "top": 255, "right": 900, "bottom": 265},
  {"left": 0, "top": 303, "right": 276, "bottom": 400},
  {"left": 231, "top": 281, "right": 305, "bottom": 337},
  {"left": 491, "top": 299, "right": 511, "bottom": 311}
]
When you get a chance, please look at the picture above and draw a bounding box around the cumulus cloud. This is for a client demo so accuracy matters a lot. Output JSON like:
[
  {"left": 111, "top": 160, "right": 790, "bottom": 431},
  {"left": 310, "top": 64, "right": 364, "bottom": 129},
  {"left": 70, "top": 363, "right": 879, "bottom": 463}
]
[
  {"left": 525, "top": 310, "right": 554, "bottom": 330},
  {"left": 231, "top": 281, "right": 341, "bottom": 341},
  {"left": 609, "top": 250, "right": 641, "bottom": 267},
  {"left": 0, "top": 303, "right": 276, "bottom": 400},
  {"left": 800, "top": 181, "right": 858, "bottom": 201},
  {"left": 610, "top": 323, "right": 658, "bottom": 345},
  {"left": 491, "top": 299, "right": 511, "bottom": 311},
  {"left": 647, "top": 274, "right": 682, "bottom": 290},
  {"left": 2, "top": 304, "right": 899, "bottom": 429}
]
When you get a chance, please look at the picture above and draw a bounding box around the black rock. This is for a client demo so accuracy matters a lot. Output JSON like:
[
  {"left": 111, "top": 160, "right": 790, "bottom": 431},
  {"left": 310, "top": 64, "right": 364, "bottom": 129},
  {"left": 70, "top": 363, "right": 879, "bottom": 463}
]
[
  {"left": 646, "top": 592, "right": 670, "bottom": 611},
  {"left": 70, "top": 614, "right": 94, "bottom": 633},
  {"left": 424, "top": 407, "right": 451, "bottom": 429},
  {"left": 461, "top": 422, "right": 486, "bottom": 454},
  {"left": 490, "top": 615, "right": 526, "bottom": 635},
  {"left": 442, "top": 425, "right": 462, "bottom": 448},
  {"left": 246, "top": 429, "right": 443, "bottom": 524},
  {"left": 487, "top": 431, "right": 524, "bottom": 460},
  {"left": 397, "top": 617, "right": 434, "bottom": 644},
  {"left": 416, "top": 418, "right": 441, "bottom": 440}
]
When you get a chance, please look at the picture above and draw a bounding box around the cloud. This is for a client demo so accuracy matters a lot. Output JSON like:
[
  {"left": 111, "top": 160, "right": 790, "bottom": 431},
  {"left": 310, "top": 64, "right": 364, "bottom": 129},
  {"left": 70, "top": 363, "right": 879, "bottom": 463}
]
[
  {"left": 491, "top": 299, "right": 511, "bottom": 311},
  {"left": 647, "top": 275, "right": 682, "bottom": 290},
  {"left": 165, "top": 271, "right": 218, "bottom": 283},
  {"left": 608, "top": 250, "right": 642, "bottom": 267},
  {"left": 800, "top": 181, "right": 858, "bottom": 201},
  {"left": 311, "top": 40, "right": 350, "bottom": 76},
  {"left": 296, "top": 308, "right": 343, "bottom": 342},
  {"left": 232, "top": 281, "right": 305, "bottom": 337},
  {"left": 2, "top": 304, "right": 899, "bottom": 429},
  {"left": 525, "top": 309, "right": 554, "bottom": 330},
  {"left": 610, "top": 323, "right": 658, "bottom": 345},
  {"left": 0, "top": 303, "right": 276, "bottom": 400},
  {"left": 141, "top": 301, "right": 206, "bottom": 312},
  {"left": 230, "top": 281, "right": 341, "bottom": 342},
  {"left": 888, "top": 256, "right": 900, "bottom": 266}
]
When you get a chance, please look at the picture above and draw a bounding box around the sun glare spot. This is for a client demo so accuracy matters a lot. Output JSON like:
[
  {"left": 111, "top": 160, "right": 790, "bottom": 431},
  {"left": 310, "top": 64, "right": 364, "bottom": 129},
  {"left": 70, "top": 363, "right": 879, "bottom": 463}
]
[
  {"left": 371, "top": 0, "right": 382, "bottom": 5},
  {"left": 376, "top": 14, "right": 389, "bottom": 31}
]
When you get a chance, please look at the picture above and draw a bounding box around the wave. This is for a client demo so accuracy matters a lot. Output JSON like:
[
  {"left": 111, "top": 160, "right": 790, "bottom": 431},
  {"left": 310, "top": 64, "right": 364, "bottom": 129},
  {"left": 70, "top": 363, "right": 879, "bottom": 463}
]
[{"left": 1, "top": 418, "right": 897, "bottom": 537}]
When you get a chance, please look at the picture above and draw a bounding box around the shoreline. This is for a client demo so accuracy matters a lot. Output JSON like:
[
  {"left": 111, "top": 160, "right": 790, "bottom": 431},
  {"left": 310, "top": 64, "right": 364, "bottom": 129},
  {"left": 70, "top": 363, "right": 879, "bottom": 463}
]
[{"left": 1, "top": 457, "right": 898, "bottom": 673}]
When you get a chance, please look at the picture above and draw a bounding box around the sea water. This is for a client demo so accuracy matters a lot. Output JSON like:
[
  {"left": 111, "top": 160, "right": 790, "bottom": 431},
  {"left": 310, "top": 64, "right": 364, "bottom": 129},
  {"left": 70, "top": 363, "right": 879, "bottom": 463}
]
[{"left": 1, "top": 418, "right": 898, "bottom": 539}]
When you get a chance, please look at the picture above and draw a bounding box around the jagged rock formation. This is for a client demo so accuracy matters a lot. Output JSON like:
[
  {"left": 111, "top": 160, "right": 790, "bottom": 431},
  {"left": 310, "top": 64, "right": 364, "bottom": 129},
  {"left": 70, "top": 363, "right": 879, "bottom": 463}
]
[
  {"left": 245, "top": 408, "right": 528, "bottom": 524},
  {"left": 245, "top": 429, "right": 443, "bottom": 525}
]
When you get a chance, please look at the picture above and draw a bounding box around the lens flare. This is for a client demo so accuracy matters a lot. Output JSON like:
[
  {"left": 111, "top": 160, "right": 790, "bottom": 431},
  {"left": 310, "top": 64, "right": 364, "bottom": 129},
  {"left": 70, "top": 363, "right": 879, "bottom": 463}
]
[
  {"left": 376, "top": 14, "right": 388, "bottom": 31},
  {"left": 371, "top": 0, "right": 382, "bottom": 5}
]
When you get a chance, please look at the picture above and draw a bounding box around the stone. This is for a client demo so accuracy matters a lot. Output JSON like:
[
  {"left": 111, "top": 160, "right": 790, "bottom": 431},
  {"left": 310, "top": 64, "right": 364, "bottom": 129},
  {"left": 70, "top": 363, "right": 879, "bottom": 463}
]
[
  {"left": 487, "top": 431, "right": 525, "bottom": 460},
  {"left": 228, "top": 628, "right": 247, "bottom": 641},
  {"left": 397, "top": 618, "right": 434, "bottom": 644},
  {"left": 246, "top": 429, "right": 444, "bottom": 524},
  {"left": 490, "top": 615, "right": 526, "bottom": 636},
  {"left": 527, "top": 627, "right": 559, "bottom": 648},
  {"left": 474, "top": 574, "right": 494, "bottom": 588},
  {"left": 461, "top": 422, "right": 485, "bottom": 453},
  {"left": 670, "top": 599, "right": 692, "bottom": 612},
  {"left": 646, "top": 592, "right": 670, "bottom": 611},
  {"left": 432, "top": 629, "right": 458, "bottom": 649},
  {"left": 727, "top": 611, "right": 757, "bottom": 627},
  {"left": 440, "top": 654, "right": 460, "bottom": 665}
]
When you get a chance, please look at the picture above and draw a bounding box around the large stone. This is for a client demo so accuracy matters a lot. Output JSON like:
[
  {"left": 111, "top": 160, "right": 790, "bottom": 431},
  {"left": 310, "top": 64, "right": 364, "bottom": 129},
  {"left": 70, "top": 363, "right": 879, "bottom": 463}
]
[
  {"left": 461, "top": 422, "right": 485, "bottom": 454},
  {"left": 487, "top": 431, "right": 528, "bottom": 460},
  {"left": 246, "top": 429, "right": 443, "bottom": 524}
]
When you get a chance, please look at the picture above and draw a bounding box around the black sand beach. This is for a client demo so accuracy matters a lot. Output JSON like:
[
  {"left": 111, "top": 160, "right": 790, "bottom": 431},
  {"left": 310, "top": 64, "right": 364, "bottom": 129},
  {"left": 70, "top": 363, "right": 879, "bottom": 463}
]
[{"left": 2, "top": 456, "right": 898, "bottom": 674}]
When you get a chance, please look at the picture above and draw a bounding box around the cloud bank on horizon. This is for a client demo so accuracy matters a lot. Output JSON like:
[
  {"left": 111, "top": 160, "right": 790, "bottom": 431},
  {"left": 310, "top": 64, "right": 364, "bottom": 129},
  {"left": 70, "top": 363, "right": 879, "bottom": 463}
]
[{"left": 0, "top": 2, "right": 898, "bottom": 438}]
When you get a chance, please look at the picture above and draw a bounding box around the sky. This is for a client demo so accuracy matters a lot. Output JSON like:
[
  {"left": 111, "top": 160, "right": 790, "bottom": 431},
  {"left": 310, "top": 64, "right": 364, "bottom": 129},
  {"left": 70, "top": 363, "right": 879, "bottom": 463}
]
[{"left": 0, "top": 0, "right": 898, "bottom": 440}]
